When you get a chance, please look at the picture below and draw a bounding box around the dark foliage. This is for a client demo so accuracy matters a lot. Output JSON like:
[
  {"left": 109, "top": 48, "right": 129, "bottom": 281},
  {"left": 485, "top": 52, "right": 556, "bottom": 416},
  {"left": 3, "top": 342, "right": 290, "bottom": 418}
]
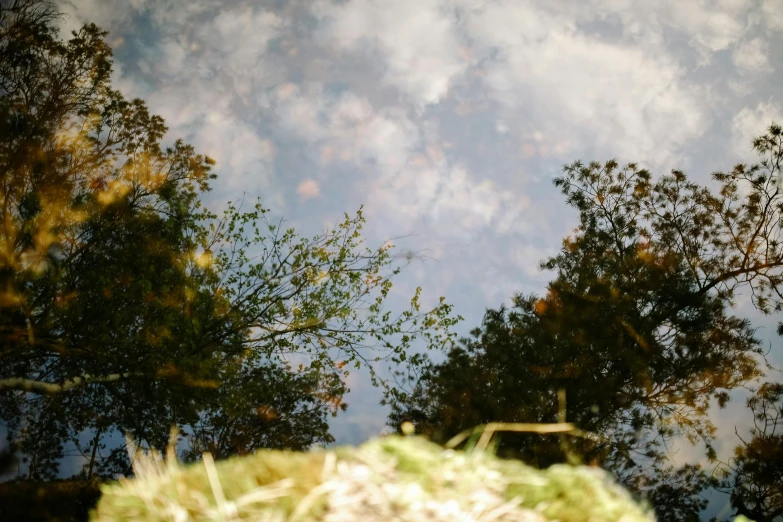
[
  {"left": 389, "top": 124, "right": 783, "bottom": 521},
  {"left": 0, "top": 0, "right": 459, "bottom": 488}
]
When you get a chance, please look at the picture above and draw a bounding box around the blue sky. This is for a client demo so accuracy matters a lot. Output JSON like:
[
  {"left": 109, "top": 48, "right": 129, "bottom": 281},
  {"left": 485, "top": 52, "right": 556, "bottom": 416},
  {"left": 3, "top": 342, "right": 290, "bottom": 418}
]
[{"left": 60, "top": 0, "right": 781, "bottom": 491}]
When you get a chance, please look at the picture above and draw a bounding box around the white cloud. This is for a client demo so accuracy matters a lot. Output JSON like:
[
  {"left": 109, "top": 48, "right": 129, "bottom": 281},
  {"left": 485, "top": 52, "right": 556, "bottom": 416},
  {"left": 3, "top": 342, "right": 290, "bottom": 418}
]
[
  {"left": 309, "top": 0, "right": 725, "bottom": 166},
  {"left": 276, "top": 88, "right": 528, "bottom": 236},
  {"left": 67, "top": 0, "right": 767, "bottom": 188},
  {"left": 732, "top": 100, "right": 783, "bottom": 158},
  {"left": 61, "top": 2, "right": 287, "bottom": 212},
  {"left": 668, "top": 2, "right": 747, "bottom": 54},
  {"left": 592, "top": 0, "right": 752, "bottom": 57},
  {"left": 312, "top": 0, "right": 470, "bottom": 107},
  {"left": 201, "top": 9, "right": 285, "bottom": 103},
  {"left": 277, "top": 89, "right": 421, "bottom": 173},
  {"left": 119, "top": 4, "right": 284, "bottom": 202},
  {"left": 732, "top": 37, "right": 772, "bottom": 74},
  {"left": 195, "top": 110, "right": 275, "bottom": 190},
  {"left": 463, "top": 0, "right": 707, "bottom": 165},
  {"left": 761, "top": 0, "right": 783, "bottom": 32}
]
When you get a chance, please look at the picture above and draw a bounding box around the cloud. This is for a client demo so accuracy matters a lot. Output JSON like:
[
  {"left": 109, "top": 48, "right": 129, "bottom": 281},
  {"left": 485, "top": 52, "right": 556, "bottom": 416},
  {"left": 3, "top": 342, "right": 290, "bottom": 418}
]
[
  {"left": 312, "top": 0, "right": 470, "bottom": 107},
  {"left": 297, "top": 180, "right": 321, "bottom": 200},
  {"left": 761, "top": 0, "right": 783, "bottom": 31},
  {"left": 68, "top": 0, "right": 770, "bottom": 223},
  {"left": 584, "top": 0, "right": 752, "bottom": 57},
  {"left": 77, "top": 1, "right": 286, "bottom": 206},
  {"left": 309, "top": 0, "right": 729, "bottom": 168},
  {"left": 660, "top": 0, "right": 749, "bottom": 54},
  {"left": 732, "top": 37, "right": 772, "bottom": 74},
  {"left": 58, "top": 0, "right": 144, "bottom": 36},
  {"left": 276, "top": 87, "right": 531, "bottom": 237},
  {"left": 732, "top": 100, "right": 783, "bottom": 158},
  {"left": 460, "top": 0, "right": 709, "bottom": 166},
  {"left": 193, "top": 110, "right": 276, "bottom": 193}
]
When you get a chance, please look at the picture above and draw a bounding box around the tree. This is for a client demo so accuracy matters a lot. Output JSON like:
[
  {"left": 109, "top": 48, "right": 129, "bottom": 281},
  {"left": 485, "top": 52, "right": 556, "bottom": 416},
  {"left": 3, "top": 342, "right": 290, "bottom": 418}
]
[
  {"left": 0, "top": 0, "right": 460, "bottom": 481},
  {"left": 389, "top": 124, "right": 783, "bottom": 520},
  {"left": 717, "top": 381, "right": 783, "bottom": 522}
]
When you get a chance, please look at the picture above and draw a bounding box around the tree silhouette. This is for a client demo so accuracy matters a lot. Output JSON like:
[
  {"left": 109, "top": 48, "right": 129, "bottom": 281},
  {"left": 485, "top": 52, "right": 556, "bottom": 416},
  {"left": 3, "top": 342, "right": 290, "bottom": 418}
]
[
  {"left": 0, "top": 0, "right": 460, "bottom": 481},
  {"left": 717, "top": 381, "right": 783, "bottom": 522},
  {"left": 389, "top": 124, "right": 783, "bottom": 520}
]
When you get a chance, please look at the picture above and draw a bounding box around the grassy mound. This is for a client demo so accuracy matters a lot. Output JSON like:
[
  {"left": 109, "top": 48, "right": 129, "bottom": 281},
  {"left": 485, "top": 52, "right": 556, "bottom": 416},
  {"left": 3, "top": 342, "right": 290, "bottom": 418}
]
[{"left": 91, "top": 435, "right": 663, "bottom": 522}]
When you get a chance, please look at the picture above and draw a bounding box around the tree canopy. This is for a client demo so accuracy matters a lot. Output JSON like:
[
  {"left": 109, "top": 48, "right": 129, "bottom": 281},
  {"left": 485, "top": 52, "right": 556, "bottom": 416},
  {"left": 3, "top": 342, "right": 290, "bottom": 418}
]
[
  {"left": 0, "top": 0, "right": 460, "bottom": 481},
  {"left": 717, "top": 382, "right": 783, "bottom": 522},
  {"left": 388, "top": 125, "right": 783, "bottom": 521}
]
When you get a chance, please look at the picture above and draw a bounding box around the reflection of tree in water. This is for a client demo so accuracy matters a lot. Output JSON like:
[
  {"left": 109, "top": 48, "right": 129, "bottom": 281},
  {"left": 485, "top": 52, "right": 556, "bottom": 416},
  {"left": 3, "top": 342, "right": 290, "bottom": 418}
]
[
  {"left": 1, "top": 0, "right": 782, "bottom": 521},
  {"left": 0, "top": 0, "right": 460, "bottom": 489},
  {"left": 717, "top": 382, "right": 783, "bottom": 522},
  {"left": 389, "top": 127, "right": 783, "bottom": 521}
]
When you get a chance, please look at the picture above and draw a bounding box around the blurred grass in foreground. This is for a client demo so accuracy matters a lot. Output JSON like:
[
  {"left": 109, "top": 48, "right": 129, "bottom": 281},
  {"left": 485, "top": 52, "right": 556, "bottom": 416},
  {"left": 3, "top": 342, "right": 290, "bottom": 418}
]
[{"left": 91, "top": 433, "right": 662, "bottom": 522}]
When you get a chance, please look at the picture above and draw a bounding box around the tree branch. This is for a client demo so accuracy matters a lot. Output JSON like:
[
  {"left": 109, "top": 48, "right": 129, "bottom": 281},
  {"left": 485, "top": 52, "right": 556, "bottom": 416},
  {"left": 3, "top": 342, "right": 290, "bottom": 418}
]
[{"left": 0, "top": 372, "right": 134, "bottom": 394}]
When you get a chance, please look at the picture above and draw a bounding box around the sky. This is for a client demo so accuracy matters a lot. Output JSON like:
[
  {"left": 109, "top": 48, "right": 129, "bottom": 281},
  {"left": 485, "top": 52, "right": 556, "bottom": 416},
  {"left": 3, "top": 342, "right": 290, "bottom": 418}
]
[{"left": 57, "top": 0, "right": 781, "bottom": 508}]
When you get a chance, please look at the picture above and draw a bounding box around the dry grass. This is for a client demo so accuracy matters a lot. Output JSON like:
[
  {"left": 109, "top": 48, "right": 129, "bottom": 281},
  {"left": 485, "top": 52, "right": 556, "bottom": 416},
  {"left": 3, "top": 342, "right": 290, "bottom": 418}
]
[{"left": 91, "top": 433, "right": 660, "bottom": 522}]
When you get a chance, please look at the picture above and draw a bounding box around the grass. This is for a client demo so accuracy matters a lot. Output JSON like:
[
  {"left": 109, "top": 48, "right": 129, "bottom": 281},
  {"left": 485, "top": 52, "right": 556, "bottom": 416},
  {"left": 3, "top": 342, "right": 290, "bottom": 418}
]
[{"left": 91, "top": 432, "right": 660, "bottom": 522}]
